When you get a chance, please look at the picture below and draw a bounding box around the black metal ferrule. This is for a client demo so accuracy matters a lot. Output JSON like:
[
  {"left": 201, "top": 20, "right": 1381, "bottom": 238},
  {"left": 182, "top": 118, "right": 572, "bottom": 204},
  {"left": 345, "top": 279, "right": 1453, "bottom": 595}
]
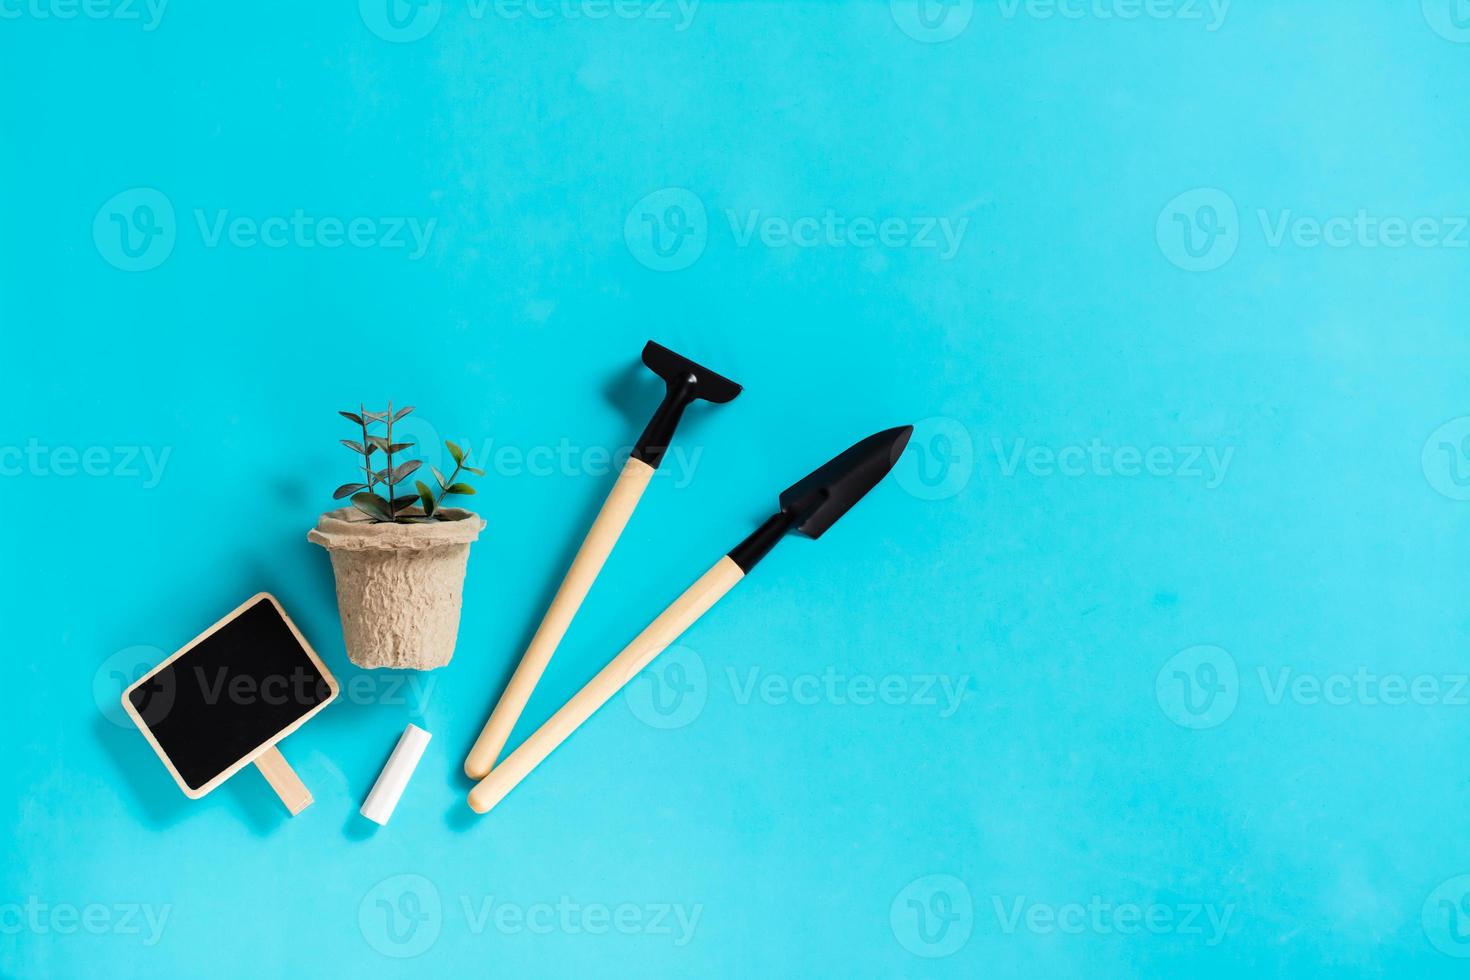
[
  {"left": 728, "top": 511, "right": 796, "bottom": 573},
  {"left": 631, "top": 377, "right": 696, "bottom": 469}
]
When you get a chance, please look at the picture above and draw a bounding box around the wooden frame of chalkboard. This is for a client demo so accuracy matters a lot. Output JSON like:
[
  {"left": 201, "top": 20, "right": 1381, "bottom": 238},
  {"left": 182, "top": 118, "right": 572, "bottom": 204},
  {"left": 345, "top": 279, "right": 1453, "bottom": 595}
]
[{"left": 121, "top": 592, "right": 339, "bottom": 804}]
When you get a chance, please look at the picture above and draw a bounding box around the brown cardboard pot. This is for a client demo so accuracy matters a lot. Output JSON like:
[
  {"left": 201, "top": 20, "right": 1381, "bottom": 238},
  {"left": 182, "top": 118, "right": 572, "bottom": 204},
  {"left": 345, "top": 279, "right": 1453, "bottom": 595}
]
[{"left": 307, "top": 507, "right": 485, "bottom": 670}]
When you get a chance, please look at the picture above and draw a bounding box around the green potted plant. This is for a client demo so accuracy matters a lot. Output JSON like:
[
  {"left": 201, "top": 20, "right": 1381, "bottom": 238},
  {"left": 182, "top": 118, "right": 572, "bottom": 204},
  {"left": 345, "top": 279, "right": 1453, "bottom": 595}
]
[{"left": 307, "top": 402, "right": 486, "bottom": 670}]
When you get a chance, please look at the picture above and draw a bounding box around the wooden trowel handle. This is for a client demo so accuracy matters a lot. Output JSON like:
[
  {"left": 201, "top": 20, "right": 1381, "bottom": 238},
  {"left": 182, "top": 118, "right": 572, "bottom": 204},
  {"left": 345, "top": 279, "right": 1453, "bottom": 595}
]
[
  {"left": 464, "top": 456, "right": 656, "bottom": 780},
  {"left": 468, "top": 555, "right": 745, "bottom": 815},
  {"left": 254, "top": 745, "right": 312, "bottom": 815}
]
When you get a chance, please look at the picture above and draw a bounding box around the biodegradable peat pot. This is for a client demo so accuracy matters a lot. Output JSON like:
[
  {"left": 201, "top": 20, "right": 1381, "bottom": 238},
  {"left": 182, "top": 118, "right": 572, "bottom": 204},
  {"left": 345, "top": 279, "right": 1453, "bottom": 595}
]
[{"left": 308, "top": 507, "right": 485, "bottom": 670}]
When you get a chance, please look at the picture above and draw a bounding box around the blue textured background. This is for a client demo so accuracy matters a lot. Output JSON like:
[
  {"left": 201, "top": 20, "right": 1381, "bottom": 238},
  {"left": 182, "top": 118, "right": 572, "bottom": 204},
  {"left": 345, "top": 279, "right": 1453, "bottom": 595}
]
[{"left": 6, "top": 1, "right": 1470, "bottom": 976}]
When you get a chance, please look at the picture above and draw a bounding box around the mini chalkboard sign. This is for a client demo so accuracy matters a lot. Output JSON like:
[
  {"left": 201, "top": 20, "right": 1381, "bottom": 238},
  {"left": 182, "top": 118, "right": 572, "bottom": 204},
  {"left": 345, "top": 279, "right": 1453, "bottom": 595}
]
[{"left": 121, "top": 593, "right": 338, "bottom": 815}]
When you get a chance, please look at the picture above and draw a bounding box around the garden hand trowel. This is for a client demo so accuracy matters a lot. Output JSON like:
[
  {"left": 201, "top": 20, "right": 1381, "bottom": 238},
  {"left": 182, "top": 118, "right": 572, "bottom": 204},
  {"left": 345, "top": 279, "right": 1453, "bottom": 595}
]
[
  {"left": 467, "top": 424, "right": 913, "bottom": 815},
  {"left": 464, "top": 341, "right": 741, "bottom": 780}
]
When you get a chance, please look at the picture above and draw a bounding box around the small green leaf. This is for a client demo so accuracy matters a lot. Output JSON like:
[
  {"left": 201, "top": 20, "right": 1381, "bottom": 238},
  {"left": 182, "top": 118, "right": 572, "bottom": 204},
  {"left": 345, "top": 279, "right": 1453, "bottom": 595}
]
[
  {"left": 350, "top": 492, "right": 391, "bottom": 521},
  {"left": 366, "top": 435, "right": 392, "bottom": 454},
  {"left": 462, "top": 465, "right": 485, "bottom": 477},
  {"left": 332, "top": 482, "right": 367, "bottom": 500},
  {"left": 415, "top": 480, "right": 436, "bottom": 516},
  {"left": 392, "top": 406, "right": 415, "bottom": 422},
  {"left": 445, "top": 482, "right": 476, "bottom": 495},
  {"left": 391, "top": 459, "right": 422, "bottom": 483},
  {"left": 390, "top": 494, "right": 419, "bottom": 510},
  {"left": 446, "top": 440, "right": 464, "bottom": 464},
  {"left": 387, "top": 442, "right": 414, "bottom": 454},
  {"left": 340, "top": 439, "right": 368, "bottom": 455},
  {"left": 339, "top": 410, "right": 364, "bottom": 425},
  {"left": 372, "top": 467, "right": 392, "bottom": 484},
  {"left": 430, "top": 465, "right": 448, "bottom": 489},
  {"left": 362, "top": 409, "right": 389, "bottom": 422}
]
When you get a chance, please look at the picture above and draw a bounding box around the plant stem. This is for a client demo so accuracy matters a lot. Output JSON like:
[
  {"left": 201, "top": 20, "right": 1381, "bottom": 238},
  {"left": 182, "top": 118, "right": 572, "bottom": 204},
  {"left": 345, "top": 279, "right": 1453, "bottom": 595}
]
[
  {"left": 432, "top": 459, "right": 465, "bottom": 511},
  {"left": 359, "top": 402, "right": 374, "bottom": 499},
  {"left": 385, "top": 399, "right": 396, "bottom": 519}
]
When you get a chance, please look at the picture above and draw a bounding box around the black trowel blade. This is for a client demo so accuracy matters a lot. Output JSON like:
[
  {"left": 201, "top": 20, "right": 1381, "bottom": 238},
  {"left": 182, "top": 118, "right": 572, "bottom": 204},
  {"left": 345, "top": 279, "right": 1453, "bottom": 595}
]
[{"left": 778, "top": 425, "right": 913, "bottom": 539}]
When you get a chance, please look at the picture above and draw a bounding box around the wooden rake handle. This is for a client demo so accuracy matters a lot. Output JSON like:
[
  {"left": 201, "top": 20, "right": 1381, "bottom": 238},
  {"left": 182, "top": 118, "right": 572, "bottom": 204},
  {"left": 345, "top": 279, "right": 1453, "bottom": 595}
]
[
  {"left": 464, "top": 456, "right": 656, "bottom": 780},
  {"left": 468, "top": 555, "right": 745, "bottom": 815}
]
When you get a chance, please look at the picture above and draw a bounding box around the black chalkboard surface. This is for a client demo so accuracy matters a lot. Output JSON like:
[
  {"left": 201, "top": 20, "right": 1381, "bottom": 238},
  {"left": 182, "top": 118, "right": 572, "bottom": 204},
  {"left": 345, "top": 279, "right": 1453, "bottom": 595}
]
[{"left": 123, "top": 593, "right": 338, "bottom": 800}]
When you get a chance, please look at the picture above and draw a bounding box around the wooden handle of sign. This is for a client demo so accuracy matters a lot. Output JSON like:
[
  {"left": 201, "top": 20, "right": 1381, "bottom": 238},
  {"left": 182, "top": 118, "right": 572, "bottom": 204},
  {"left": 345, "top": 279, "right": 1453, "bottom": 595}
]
[
  {"left": 464, "top": 456, "right": 657, "bottom": 779},
  {"left": 254, "top": 745, "right": 312, "bottom": 816},
  {"left": 468, "top": 555, "right": 745, "bottom": 815}
]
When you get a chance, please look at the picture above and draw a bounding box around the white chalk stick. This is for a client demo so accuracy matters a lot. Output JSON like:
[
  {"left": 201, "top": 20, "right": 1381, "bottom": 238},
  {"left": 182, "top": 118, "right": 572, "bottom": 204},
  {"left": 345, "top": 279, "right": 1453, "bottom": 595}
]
[{"left": 360, "top": 723, "right": 431, "bottom": 826}]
